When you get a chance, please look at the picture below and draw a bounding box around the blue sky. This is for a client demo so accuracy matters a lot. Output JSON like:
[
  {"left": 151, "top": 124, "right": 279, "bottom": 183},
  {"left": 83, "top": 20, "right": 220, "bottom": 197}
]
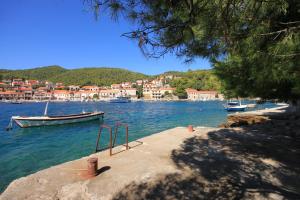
[{"left": 0, "top": 0, "right": 211, "bottom": 75}]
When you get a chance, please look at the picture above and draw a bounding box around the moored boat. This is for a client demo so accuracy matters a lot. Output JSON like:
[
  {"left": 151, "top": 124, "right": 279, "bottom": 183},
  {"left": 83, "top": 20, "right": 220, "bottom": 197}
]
[
  {"left": 12, "top": 112, "right": 104, "bottom": 128},
  {"left": 8, "top": 102, "right": 104, "bottom": 128},
  {"left": 109, "top": 96, "right": 131, "bottom": 103},
  {"left": 224, "top": 100, "right": 247, "bottom": 112}
]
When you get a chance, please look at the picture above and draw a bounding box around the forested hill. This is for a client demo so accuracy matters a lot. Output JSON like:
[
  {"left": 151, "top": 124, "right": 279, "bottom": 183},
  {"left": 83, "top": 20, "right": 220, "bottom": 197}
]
[
  {"left": 0, "top": 66, "right": 149, "bottom": 86},
  {"left": 0, "top": 66, "right": 221, "bottom": 92}
]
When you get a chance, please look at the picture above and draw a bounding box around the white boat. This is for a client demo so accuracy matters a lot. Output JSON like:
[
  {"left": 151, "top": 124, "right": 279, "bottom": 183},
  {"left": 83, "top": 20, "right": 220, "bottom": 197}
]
[
  {"left": 109, "top": 96, "right": 131, "bottom": 103},
  {"left": 224, "top": 100, "right": 247, "bottom": 112},
  {"left": 8, "top": 102, "right": 104, "bottom": 128}
]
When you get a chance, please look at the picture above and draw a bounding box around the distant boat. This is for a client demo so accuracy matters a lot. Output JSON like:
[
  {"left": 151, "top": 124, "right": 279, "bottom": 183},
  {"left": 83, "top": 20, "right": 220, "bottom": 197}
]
[
  {"left": 109, "top": 97, "right": 131, "bottom": 103},
  {"left": 8, "top": 102, "right": 104, "bottom": 128},
  {"left": 224, "top": 100, "right": 247, "bottom": 112},
  {"left": 11, "top": 100, "right": 22, "bottom": 104}
]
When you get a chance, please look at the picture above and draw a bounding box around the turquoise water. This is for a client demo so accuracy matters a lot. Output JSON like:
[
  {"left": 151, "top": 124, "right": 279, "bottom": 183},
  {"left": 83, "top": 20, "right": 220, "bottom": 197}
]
[{"left": 0, "top": 101, "right": 277, "bottom": 192}]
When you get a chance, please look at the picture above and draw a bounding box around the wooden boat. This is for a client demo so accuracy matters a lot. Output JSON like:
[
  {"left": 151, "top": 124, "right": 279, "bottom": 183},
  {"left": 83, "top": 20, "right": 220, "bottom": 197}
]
[
  {"left": 224, "top": 100, "right": 247, "bottom": 112},
  {"left": 9, "top": 102, "right": 104, "bottom": 128}
]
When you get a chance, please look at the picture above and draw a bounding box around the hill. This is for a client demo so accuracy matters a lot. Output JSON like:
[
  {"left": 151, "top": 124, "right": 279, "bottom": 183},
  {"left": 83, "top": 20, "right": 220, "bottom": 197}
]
[
  {"left": 0, "top": 66, "right": 148, "bottom": 86},
  {"left": 0, "top": 66, "right": 67, "bottom": 81},
  {"left": 0, "top": 66, "right": 220, "bottom": 92}
]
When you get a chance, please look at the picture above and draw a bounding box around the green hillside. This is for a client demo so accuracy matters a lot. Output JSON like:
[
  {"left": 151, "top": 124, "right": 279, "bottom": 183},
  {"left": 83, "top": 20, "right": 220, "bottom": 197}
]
[
  {"left": 0, "top": 66, "right": 67, "bottom": 81},
  {"left": 50, "top": 68, "right": 148, "bottom": 86},
  {"left": 0, "top": 66, "right": 220, "bottom": 92},
  {"left": 0, "top": 66, "right": 148, "bottom": 86}
]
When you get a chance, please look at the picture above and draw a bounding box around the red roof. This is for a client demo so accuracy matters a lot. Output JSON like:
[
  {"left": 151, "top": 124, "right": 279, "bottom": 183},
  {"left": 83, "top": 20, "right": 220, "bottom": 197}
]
[{"left": 53, "top": 90, "right": 69, "bottom": 94}]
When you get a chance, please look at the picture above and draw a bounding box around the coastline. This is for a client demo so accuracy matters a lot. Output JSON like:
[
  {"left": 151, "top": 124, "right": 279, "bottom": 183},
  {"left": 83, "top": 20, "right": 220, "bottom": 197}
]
[
  {"left": 0, "top": 127, "right": 218, "bottom": 199},
  {"left": 1, "top": 105, "right": 296, "bottom": 199}
]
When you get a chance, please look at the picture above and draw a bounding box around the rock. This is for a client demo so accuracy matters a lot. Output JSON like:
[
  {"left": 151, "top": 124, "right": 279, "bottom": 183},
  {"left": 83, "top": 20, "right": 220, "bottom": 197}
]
[{"left": 219, "top": 115, "right": 269, "bottom": 128}]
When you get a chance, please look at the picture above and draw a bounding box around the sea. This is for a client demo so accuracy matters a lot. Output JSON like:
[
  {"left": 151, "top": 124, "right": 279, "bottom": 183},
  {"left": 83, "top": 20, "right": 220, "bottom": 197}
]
[{"left": 0, "top": 100, "right": 277, "bottom": 192}]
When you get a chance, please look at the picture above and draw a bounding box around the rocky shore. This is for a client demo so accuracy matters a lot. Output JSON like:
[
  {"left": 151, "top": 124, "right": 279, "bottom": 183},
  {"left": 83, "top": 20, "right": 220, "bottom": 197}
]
[{"left": 1, "top": 105, "right": 299, "bottom": 200}]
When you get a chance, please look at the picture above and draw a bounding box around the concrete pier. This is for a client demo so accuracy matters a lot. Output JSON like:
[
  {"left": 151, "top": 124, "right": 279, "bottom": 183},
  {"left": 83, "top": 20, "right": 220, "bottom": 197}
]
[{"left": 0, "top": 127, "right": 216, "bottom": 200}]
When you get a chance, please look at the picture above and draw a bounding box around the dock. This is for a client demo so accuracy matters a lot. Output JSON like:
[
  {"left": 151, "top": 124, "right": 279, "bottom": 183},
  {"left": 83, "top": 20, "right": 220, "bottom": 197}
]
[{"left": 0, "top": 127, "right": 217, "bottom": 200}]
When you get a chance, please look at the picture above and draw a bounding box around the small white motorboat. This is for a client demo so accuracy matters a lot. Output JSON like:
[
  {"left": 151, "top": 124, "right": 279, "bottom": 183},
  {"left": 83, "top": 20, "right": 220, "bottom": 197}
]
[
  {"left": 109, "top": 96, "right": 131, "bottom": 103},
  {"left": 8, "top": 102, "right": 104, "bottom": 128},
  {"left": 224, "top": 100, "right": 247, "bottom": 112}
]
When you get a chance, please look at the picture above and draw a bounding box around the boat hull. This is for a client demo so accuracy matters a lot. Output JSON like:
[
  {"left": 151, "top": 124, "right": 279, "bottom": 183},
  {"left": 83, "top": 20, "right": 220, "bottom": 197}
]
[
  {"left": 12, "top": 112, "right": 104, "bottom": 128},
  {"left": 225, "top": 105, "right": 247, "bottom": 112}
]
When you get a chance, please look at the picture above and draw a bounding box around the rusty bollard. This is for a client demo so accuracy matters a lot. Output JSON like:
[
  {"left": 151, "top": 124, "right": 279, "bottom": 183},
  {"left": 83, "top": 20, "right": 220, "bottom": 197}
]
[
  {"left": 87, "top": 157, "right": 98, "bottom": 178},
  {"left": 187, "top": 125, "right": 194, "bottom": 133}
]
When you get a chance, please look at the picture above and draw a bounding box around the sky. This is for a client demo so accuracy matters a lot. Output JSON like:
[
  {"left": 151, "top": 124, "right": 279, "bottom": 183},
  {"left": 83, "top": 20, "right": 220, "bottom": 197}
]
[{"left": 0, "top": 0, "right": 211, "bottom": 75}]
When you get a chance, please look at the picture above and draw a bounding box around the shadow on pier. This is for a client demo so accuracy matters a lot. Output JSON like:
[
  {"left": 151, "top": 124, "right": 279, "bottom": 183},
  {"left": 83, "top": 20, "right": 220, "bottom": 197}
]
[{"left": 113, "top": 113, "right": 300, "bottom": 199}]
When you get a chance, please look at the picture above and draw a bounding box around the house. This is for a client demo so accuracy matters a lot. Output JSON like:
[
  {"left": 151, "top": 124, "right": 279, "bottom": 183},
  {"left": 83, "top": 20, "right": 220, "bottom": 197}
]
[
  {"left": 80, "top": 90, "right": 98, "bottom": 100},
  {"left": 12, "top": 79, "right": 24, "bottom": 87},
  {"left": 26, "top": 80, "right": 39, "bottom": 86},
  {"left": 82, "top": 86, "right": 99, "bottom": 92},
  {"left": 0, "top": 91, "right": 25, "bottom": 100},
  {"left": 160, "top": 87, "right": 175, "bottom": 95},
  {"left": 121, "top": 82, "right": 132, "bottom": 89},
  {"left": 185, "top": 88, "right": 222, "bottom": 101},
  {"left": 124, "top": 88, "right": 137, "bottom": 97},
  {"left": 17, "top": 87, "right": 33, "bottom": 100},
  {"left": 111, "top": 84, "right": 121, "bottom": 89},
  {"left": 136, "top": 80, "right": 143, "bottom": 86},
  {"left": 99, "top": 89, "right": 119, "bottom": 99},
  {"left": 68, "top": 85, "right": 80, "bottom": 91},
  {"left": 33, "top": 91, "right": 52, "bottom": 101},
  {"left": 52, "top": 90, "right": 70, "bottom": 101}
]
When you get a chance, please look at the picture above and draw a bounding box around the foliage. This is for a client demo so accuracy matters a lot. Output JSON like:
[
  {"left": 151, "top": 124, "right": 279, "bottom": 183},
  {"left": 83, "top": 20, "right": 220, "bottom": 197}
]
[
  {"left": 0, "top": 66, "right": 67, "bottom": 80},
  {"left": 136, "top": 85, "right": 143, "bottom": 98},
  {"left": 86, "top": 0, "right": 300, "bottom": 100},
  {"left": 0, "top": 66, "right": 148, "bottom": 86},
  {"left": 93, "top": 94, "right": 99, "bottom": 99},
  {"left": 169, "top": 70, "right": 221, "bottom": 92}
]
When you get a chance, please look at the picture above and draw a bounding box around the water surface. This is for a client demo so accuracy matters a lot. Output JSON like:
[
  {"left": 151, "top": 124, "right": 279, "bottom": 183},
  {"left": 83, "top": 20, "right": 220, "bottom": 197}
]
[{"left": 0, "top": 101, "right": 277, "bottom": 192}]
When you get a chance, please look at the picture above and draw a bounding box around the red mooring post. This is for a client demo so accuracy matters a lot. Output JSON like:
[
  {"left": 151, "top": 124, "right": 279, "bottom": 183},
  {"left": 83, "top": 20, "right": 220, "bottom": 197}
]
[
  {"left": 87, "top": 157, "right": 98, "bottom": 177},
  {"left": 187, "top": 125, "right": 194, "bottom": 132}
]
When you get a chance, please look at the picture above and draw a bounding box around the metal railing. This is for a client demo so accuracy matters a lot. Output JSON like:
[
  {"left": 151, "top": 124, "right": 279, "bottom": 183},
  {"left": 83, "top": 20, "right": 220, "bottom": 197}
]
[
  {"left": 95, "top": 122, "right": 129, "bottom": 156},
  {"left": 113, "top": 122, "right": 129, "bottom": 150},
  {"left": 95, "top": 124, "right": 113, "bottom": 156}
]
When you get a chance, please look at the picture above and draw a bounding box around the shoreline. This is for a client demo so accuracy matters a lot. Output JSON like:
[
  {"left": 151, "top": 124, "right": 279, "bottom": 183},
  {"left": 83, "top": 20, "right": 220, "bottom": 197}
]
[
  {"left": 0, "top": 127, "right": 218, "bottom": 199},
  {"left": 0, "top": 105, "right": 291, "bottom": 199}
]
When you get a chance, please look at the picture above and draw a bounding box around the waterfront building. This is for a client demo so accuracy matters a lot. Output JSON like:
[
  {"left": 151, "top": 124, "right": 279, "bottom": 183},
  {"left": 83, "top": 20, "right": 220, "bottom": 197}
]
[
  {"left": 0, "top": 91, "right": 25, "bottom": 100},
  {"left": 82, "top": 86, "right": 99, "bottom": 92},
  {"left": 99, "top": 89, "right": 119, "bottom": 100},
  {"left": 68, "top": 85, "right": 80, "bottom": 91},
  {"left": 17, "top": 87, "right": 33, "bottom": 100},
  {"left": 71, "top": 91, "right": 83, "bottom": 101},
  {"left": 33, "top": 91, "right": 52, "bottom": 101},
  {"left": 124, "top": 88, "right": 137, "bottom": 97},
  {"left": 121, "top": 82, "right": 132, "bottom": 89},
  {"left": 111, "top": 84, "right": 121, "bottom": 89},
  {"left": 185, "top": 88, "right": 223, "bottom": 101},
  {"left": 136, "top": 80, "right": 143, "bottom": 86},
  {"left": 52, "top": 90, "right": 70, "bottom": 101},
  {"left": 143, "top": 87, "right": 175, "bottom": 100}
]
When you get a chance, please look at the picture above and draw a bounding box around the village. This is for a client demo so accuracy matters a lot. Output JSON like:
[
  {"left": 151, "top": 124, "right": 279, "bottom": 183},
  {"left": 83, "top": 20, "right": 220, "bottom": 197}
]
[{"left": 0, "top": 75, "right": 223, "bottom": 102}]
